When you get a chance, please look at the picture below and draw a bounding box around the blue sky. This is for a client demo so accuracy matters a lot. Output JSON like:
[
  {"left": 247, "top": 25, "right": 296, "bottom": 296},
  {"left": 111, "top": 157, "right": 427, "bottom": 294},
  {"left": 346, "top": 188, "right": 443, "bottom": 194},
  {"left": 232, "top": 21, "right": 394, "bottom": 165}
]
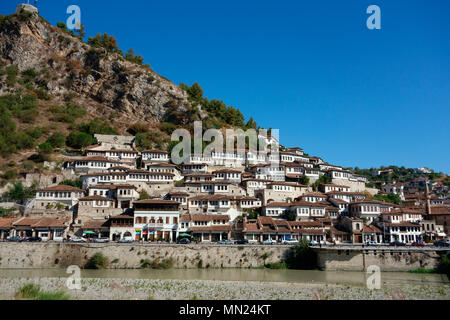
[{"left": 2, "top": 0, "right": 449, "bottom": 173}]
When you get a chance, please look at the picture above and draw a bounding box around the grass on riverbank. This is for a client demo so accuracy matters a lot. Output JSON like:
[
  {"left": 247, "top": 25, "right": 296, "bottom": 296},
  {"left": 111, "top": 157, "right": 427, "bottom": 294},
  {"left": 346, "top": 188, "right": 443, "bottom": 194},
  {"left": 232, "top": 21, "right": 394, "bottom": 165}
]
[
  {"left": 409, "top": 269, "right": 437, "bottom": 274},
  {"left": 15, "top": 283, "right": 70, "bottom": 300}
]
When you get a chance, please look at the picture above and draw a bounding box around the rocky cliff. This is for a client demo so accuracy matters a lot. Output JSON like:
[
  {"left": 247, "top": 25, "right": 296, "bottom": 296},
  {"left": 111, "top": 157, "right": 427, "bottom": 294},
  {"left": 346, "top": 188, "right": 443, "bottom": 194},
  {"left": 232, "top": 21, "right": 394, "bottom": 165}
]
[{"left": 0, "top": 11, "right": 193, "bottom": 125}]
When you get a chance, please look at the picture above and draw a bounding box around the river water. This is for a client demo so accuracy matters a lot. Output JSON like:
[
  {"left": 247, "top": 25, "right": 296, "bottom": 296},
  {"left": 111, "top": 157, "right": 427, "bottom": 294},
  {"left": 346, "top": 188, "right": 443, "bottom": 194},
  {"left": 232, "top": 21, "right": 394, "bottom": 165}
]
[{"left": 0, "top": 268, "right": 448, "bottom": 287}]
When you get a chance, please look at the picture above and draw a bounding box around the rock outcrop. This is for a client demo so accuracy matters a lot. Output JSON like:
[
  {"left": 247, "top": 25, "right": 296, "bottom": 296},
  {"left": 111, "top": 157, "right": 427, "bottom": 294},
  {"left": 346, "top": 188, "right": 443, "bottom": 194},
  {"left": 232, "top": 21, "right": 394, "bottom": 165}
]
[{"left": 0, "top": 11, "right": 192, "bottom": 123}]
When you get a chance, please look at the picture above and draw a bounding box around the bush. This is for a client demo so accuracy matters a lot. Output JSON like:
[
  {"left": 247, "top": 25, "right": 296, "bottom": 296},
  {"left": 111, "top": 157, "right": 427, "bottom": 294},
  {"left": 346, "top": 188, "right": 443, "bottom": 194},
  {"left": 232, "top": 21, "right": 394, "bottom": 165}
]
[
  {"left": 161, "top": 122, "right": 177, "bottom": 135},
  {"left": 25, "top": 127, "right": 43, "bottom": 139},
  {"left": 5, "top": 65, "right": 18, "bottom": 86},
  {"left": 437, "top": 253, "right": 450, "bottom": 275},
  {"left": 15, "top": 283, "right": 70, "bottom": 300},
  {"left": 46, "top": 132, "right": 66, "bottom": 148},
  {"left": 85, "top": 252, "right": 109, "bottom": 269},
  {"left": 59, "top": 178, "right": 82, "bottom": 189},
  {"left": 49, "top": 102, "right": 86, "bottom": 123},
  {"left": 23, "top": 161, "right": 35, "bottom": 170},
  {"left": 39, "top": 142, "right": 54, "bottom": 154},
  {"left": 265, "top": 262, "right": 288, "bottom": 269},
  {"left": 141, "top": 258, "right": 174, "bottom": 269},
  {"left": 285, "top": 239, "right": 318, "bottom": 270},
  {"left": 2, "top": 169, "right": 17, "bottom": 180},
  {"left": 66, "top": 131, "right": 94, "bottom": 149}
]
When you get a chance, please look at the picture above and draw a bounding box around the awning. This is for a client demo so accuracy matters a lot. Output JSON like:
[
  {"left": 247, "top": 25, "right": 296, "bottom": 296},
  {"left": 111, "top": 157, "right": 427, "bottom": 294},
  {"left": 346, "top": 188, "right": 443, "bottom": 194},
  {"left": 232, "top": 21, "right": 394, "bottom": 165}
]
[
  {"left": 179, "top": 233, "right": 191, "bottom": 237},
  {"left": 83, "top": 231, "right": 96, "bottom": 235}
]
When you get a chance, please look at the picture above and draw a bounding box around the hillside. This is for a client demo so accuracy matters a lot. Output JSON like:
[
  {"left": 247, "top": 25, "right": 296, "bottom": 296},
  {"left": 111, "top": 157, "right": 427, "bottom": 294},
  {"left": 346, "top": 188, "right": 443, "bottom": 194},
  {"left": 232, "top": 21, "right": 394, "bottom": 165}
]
[{"left": 0, "top": 8, "right": 254, "bottom": 184}]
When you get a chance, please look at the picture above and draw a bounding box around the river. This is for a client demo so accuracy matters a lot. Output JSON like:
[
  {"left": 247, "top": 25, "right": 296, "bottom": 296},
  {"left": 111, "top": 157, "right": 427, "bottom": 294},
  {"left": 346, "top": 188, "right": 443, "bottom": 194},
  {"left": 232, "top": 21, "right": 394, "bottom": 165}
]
[{"left": 0, "top": 268, "right": 448, "bottom": 287}]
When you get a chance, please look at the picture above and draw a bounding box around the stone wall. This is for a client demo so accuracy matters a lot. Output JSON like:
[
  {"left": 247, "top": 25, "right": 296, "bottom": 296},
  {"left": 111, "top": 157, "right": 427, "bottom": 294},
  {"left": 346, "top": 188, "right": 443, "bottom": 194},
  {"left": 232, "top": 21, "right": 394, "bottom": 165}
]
[
  {"left": 315, "top": 248, "right": 441, "bottom": 272},
  {"left": 0, "top": 243, "right": 442, "bottom": 271},
  {"left": 0, "top": 243, "right": 290, "bottom": 269}
]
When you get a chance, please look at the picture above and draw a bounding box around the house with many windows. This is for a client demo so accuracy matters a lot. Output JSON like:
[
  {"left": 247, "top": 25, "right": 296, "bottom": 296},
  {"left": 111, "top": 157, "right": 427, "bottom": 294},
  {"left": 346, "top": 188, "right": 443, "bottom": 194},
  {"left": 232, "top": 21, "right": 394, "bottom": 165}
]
[{"left": 133, "top": 200, "right": 181, "bottom": 242}]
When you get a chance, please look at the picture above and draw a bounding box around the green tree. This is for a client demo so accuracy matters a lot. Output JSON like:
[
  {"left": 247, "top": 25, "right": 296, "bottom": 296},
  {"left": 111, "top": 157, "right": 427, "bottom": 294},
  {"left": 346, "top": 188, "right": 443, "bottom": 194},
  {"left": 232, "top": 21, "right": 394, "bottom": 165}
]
[
  {"left": 69, "top": 132, "right": 93, "bottom": 150},
  {"left": 46, "top": 132, "right": 66, "bottom": 148},
  {"left": 124, "top": 48, "right": 144, "bottom": 65},
  {"left": 38, "top": 142, "right": 54, "bottom": 154},
  {"left": 187, "top": 83, "right": 204, "bottom": 102}
]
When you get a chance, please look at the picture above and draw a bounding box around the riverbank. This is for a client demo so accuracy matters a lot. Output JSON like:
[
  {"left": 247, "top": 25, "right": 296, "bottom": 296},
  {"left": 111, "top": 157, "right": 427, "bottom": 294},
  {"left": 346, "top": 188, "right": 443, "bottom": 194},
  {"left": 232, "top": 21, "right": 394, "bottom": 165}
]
[
  {"left": 1, "top": 277, "right": 449, "bottom": 300},
  {"left": 0, "top": 243, "right": 443, "bottom": 272}
]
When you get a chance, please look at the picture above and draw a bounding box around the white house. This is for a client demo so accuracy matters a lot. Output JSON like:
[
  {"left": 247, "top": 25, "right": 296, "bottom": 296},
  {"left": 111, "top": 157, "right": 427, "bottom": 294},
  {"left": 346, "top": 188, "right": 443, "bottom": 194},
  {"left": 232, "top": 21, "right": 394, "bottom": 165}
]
[{"left": 133, "top": 200, "right": 181, "bottom": 242}]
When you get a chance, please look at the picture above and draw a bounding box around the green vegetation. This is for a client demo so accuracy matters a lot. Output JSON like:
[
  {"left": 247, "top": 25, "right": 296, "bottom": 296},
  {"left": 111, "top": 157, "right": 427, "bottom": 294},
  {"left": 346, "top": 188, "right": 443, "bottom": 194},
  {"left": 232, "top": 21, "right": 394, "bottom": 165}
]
[
  {"left": 284, "top": 239, "right": 318, "bottom": 270},
  {"left": 15, "top": 283, "right": 70, "bottom": 300},
  {"left": 46, "top": 132, "right": 66, "bottom": 148},
  {"left": 373, "top": 193, "right": 402, "bottom": 205},
  {"left": 49, "top": 102, "right": 86, "bottom": 123},
  {"left": 408, "top": 269, "right": 436, "bottom": 274},
  {"left": 66, "top": 118, "right": 117, "bottom": 149},
  {"left": 436, "top": 253, "right": 450, "bottom": 275},
  {"left": 353, "top": 165, "right": 444, "bottom": 185},
  {"left": 59, "top": 178, "right": 82, "bottom": 189},
  {"left": 88, "top": 33, "right": 121, "bottom": 53},
  {"left": 312, "top": 175, "right": 332, "bottom": 191},
  {"left": 141, "top": 258, "right": 174, "bottom": 269},
  {"left": 0, "top": 206, "right": 18, "bottom": 217},
  {"left": 85, "top": 252, "right": 109, "bottom": 269},
  {"left": 265, "top": 262, "right": 288, "bottom": 269},
  {"left": 124, "top": 48, "right": 148, "bottom": 67},
  {"left": 3, "top": 182, "right": 37, "bottom": 203},
  {"left": 299, "top": 175, "right": 310, "bottom": 186},
  {"left": 177, "top": 82, "right": 256, "bottom": 130},
  {"left": 139, "top": 190, "right": 151, "bottom": 200}
]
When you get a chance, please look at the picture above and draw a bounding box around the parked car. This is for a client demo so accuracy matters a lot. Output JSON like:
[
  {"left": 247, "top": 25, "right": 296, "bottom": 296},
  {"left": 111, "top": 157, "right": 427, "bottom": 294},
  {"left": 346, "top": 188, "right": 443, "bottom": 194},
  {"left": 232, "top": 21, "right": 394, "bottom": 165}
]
[
  {"left": 26, "top": 236, "right": 42, "bottom": 242},
  {"left": 235, "top": 239, "right": 249, "bottom": 245},
  {"left": 6, "top": 236, "right": 22, "bottom": 242},
  {"left": 309, "top": 240, "right": 319, "bottom": 246},
  {"left": 70, "top": 237, "right": 87, "bottom": 243},
  {"left": 434, "top": 240, "right": 450, "bottom": 247},
  {"left": 118, "top": 237, "right": 134, "bottom": 243},
  {"left": 262, "top": 239, "right": 276, "bottom": 245},
  {"left": 365, "top": 241, "right": 378, "bottom": 246},
  {"left": 177, "top": 238, "right": 191, "bottom": 244},
  {"left": 411, "top": 242, "right": 425, "bottom": 247},
  {"left": 390, "top": 241, "right": 406, "bottom": 247},
  {"left": 282, "top": 239, "right": 299, "bottom": 245},
  {"left": 93, "top": 237, "right": 110, "bottom": 243},
  {"left": 218, "top": 240, "right": 233, "bottom": 245}
]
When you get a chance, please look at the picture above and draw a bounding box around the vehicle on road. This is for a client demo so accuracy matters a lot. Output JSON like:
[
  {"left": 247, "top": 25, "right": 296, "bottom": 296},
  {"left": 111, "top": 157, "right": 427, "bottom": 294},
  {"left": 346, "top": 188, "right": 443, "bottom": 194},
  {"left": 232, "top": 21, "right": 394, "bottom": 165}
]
[
  {"left": 177, "top": 238, "right": 191, "bottom": 244},
  {"left": 70, "top": 237, "right": 87, "bottom": 243},
  {"left": 6, "top": 236, "right": 22, "bottom": 242},
  {"left": 93, "top": 237, "right": 110, "bottom": 243},
  {"left": 217, "top": 240, "right": 233, "bottom": 245},
  {"left": 262, "top": 239, "right": 276, "bottom": 245},
  {"left": 434, "top": 240, "right": 450, "bottom": 247},
  {"left": 26, "top": 236, "right": 42, "bottom": 242},
  {"left": 118, "top": 237, "right": 134, "bottom": 243},
  {"left": 235, "top": 239, "right": 249, "bottom": 245},
  {"left": 282, "top": 239, "right": 299, "bottom": 245},
  {"left": 309, "top": 240, "right": 319, "bottom": 246},
  {"left": 365, "top": 241, "right": 378, "bottom": 246},
  {"left": 411, "top": 242, "right": 425, "bottom": 247},
  {"left": 390, "top": 241, "right": 406, "bottom": 247}
]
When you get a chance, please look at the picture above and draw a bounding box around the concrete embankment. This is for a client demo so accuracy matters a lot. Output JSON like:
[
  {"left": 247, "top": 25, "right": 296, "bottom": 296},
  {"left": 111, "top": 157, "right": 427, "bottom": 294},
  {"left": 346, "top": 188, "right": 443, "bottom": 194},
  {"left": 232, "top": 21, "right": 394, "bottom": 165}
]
[
  {"left": 315, "top": 248, "right": 441, "bottom": 272},
  {"left": 0, "top": 243, "right": 442, "bottom": 271}
]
